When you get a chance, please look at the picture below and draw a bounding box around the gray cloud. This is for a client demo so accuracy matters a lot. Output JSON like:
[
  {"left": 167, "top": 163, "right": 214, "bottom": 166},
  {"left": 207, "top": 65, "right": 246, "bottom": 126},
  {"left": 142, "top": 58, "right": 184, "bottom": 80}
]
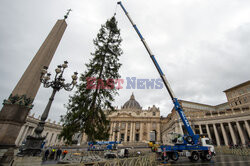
[{"left": 0, "top": 0, "right": 250, "bottom": 122}]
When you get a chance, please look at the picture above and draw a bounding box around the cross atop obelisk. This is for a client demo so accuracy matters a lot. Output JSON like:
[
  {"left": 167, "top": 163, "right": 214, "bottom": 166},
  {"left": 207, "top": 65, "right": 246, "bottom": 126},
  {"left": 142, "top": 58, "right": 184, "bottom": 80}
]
[{"left": 64, "top": 9, "right": 72, "bottom": 20}]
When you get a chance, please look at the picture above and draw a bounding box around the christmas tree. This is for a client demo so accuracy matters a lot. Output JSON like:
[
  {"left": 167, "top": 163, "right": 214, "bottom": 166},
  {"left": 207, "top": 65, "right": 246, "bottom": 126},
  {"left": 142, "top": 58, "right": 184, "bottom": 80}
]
[{"left": 60, "top": 16, "right": 122, "bottom": 143}]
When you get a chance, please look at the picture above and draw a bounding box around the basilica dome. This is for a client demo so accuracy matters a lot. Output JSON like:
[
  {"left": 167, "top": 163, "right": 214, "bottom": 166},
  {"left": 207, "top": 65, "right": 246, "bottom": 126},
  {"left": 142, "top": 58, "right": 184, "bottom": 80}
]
[{"left": 122, "top": 93, "right": 141, "bottom": 109}]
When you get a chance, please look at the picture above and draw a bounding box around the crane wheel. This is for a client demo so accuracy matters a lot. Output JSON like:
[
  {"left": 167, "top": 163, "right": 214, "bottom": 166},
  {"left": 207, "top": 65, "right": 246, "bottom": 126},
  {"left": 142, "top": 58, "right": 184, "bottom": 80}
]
[
  {"left": 204, "top": 152, "right": 212, "bottom": 161},
  {"left": 186, "top": 136, "right": 193, "bottom": 144},
  {"left": 190, "top": 151, "right": 199, "bottom": 161},
  {"left": 170, "top": 152, "right": 179, "bottom": 161}
]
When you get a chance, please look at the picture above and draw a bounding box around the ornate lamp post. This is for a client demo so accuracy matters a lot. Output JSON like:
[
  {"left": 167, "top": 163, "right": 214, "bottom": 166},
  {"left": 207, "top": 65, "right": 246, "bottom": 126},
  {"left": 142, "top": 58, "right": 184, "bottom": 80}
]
[
  {"left": 112, "top": 125, "right": 120, "bottom": 150},
  {"left": 19, "top": 61, "right": 78, "bottom": 156}
]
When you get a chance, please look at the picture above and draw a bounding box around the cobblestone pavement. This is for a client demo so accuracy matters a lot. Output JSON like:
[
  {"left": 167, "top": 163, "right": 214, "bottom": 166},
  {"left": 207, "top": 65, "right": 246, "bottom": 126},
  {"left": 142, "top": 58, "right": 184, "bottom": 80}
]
[
  {"left": 159, "top": 154, "right": 250, "bottom": 166},
  {"left": 41, "top": 153, "right": 250, "bottom": 165},
  {"left": 41, "top": 160, "right": 58, "bottom": 165}
]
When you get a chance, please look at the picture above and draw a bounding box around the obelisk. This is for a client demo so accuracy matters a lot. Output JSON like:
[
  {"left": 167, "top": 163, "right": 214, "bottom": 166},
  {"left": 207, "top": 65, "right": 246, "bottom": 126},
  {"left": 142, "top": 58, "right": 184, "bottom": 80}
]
[{"left": 0, "top": 16, "right": 67, "bottom": 149}]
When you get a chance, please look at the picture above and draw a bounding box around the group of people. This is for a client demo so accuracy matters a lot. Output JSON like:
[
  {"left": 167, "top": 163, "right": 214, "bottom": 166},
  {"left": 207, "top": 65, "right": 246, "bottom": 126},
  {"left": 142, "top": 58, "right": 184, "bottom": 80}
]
[
  {"left": 44, "top": 147, "right": 68, "bottom": 161},
  {"left": 228, "top": 141, "right": 250, "bottom": 149}
]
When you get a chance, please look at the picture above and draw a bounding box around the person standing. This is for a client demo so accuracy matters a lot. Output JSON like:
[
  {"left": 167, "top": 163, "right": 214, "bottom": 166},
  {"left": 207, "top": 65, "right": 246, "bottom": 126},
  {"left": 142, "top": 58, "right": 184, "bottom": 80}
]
[
  {"left": 44, "top": 149, "right": 50, "bottom": 161},
  {"left": 50, "top": 148, "right": 56, "bottom": 160},
  {"left": 62, "top": 149, "right": 68, "bottom": 159},
  {"left": 56, "top": 148, "right": 62, "bottom": 160}
]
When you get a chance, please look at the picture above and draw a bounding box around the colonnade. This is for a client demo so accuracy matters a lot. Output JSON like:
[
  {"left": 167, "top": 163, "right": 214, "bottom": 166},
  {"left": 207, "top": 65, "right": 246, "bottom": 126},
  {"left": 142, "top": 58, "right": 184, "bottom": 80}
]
[
  {"left": 15, "top": 117, "right": 64, "bottom": 147},
  {"left": 109, "top": 121, "right": 160, "bottom": 143},
  {"left": 15, "top": 124, "right": 35, "bottom": 146},
  {"left": 182, "top": 120, "right": 250, "bottom": 146}
]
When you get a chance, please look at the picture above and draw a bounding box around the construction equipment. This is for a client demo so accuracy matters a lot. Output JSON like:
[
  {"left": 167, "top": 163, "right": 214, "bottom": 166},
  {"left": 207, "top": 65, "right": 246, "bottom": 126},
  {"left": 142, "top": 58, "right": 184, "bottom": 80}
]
[
  {"left": 87, "top": 141, "right": 121, "bottom": 151},
  {"left": 117, "top": 1, "right": 215, "bottom": 162}
]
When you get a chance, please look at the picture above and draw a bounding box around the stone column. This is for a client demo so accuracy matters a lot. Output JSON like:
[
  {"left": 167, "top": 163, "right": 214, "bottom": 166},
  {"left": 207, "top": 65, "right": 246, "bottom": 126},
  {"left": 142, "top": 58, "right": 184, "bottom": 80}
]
[
  {"left": 236, "top": 121, "right": 246, "bottom": 145},
  {"left": 48, "top": 133, "right": 53, "bottom": 146},
  {"left": 220, "top": 123, "right": 228, "bottom": 146},
  {"left": 199, "top": 125, "right": 203, "bottom": 135},
  {"left": 0, "top": 19, "right": 67, "bottom": 149},
  {"left": 132, "top": 122, "right": 136, "bottom": 142},
  {"left": 213, "top": 124, "right": 220, "bottom": 146},
  {"left": 140, "top": 122, "right": 143, "bottom": 142},
  {"left": 50, "top": 133, "right": 55, "bottom": 145},
  {"left": 206, "top": 124, "right": 211, "bottom": 139},
  {"left": 179, "top": 121, "right": 184, "bottom": 135},
  {"left": 124, "top": 123, "right": 128, "bottom": 142},
  {"left": 15, "top": 125, "right": 27, "bottom": 146},
  {"left": 174, "top": 123, "right": 179, "bottom": 133},
  {"left": 244, "top": 121, "right": 250, "bottom": 138},
  {"left": 241, "top": 108, "right": 244, "bottom": 113},
  {"left": 31, "top": 127, "right": 36, "bottom": 135},
  {"left": 147, "top": 123, "right": 151, "bottom": 141},
  {"left": 130, "top": 122, "right": 133, "bottom": 142},
  {"left": 117, "top": 123, "right": 121, "bottom": 142},
  {"left": 228, "top": 122, "right": 237, "bottom": 145},
  {"left": 112, "top": 125, "right": 116, "bottom": 142},
  {"left": 109, "top": 122, "right": 113, "bottom": 141}
]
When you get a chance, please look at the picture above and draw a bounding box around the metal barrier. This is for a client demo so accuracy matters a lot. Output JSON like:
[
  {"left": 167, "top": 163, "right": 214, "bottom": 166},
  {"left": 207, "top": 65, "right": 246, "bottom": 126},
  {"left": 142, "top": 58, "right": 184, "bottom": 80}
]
[
  {"left": 47, "top": 153, "right": 157, "bottom": 166},
  {"left": 92, "top": 154, "right": 157, "bottom": 166},
  {"left": 215, "top": 146, "right": 250, "bottom": 156}
]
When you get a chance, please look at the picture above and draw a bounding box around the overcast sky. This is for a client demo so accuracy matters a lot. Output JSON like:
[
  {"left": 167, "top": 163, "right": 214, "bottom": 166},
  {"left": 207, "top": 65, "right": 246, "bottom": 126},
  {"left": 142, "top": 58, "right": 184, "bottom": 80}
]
[{"left": 0, "top": 0, "right": 249, "bottom": 122}]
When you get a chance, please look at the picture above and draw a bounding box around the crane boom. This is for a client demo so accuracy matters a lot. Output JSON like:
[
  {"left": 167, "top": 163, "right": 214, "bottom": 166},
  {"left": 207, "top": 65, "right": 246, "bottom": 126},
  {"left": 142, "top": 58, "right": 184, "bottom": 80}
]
[{"left": 117, "top": 1, "right": 198, "bottom": 142}]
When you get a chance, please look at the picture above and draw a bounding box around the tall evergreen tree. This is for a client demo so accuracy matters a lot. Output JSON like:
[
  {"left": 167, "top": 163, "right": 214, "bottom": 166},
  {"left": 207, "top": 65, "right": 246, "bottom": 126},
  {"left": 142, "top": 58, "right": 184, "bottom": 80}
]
[{"left": 60, "top": 16, "right": 122, "bottom": 144}]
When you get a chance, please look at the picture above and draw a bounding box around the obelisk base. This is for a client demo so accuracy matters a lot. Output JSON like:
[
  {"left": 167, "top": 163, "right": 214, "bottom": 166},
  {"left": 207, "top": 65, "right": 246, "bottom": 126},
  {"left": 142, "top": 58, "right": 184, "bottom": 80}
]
[
  {"left": 0, "top": 104, "right": 30, "bottom": 146},
  {"left": 0, "top": 104, "right": 30, "bottom": 165}
]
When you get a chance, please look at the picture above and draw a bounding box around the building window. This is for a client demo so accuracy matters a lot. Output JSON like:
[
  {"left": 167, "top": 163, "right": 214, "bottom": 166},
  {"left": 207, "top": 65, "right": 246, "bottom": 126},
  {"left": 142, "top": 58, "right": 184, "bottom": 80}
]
[
  {"left": 243, "top": 107, "right": 249, "bottom": 111},
  {"left": 152, "top": 123, "right": 156, "bottom": 130},
  {"left": 232, "top": 91, "right": 237, "bottom": 97},
  {"left": 121, "top": 122, "right": 126, "bottom": 129},
  {"left": 128, "top": 123, "right": 131, "bottom": 128},
  {"left": 127, "top": 136, "right": 130, "bottom": 142},
  {"left": 136, "top": 122, "right": 140, "bottom": 129},
  {"left": 153, "top": 112, "right": 156, "bottom": 116},
  {"left": 120, "top": 133, "right": 124, "bottom": 141},
  {"left": 135, "top": 133, "right": 140, "bottom": 141},
  {"left": 239, "top": 89, "right": 245, "bottom": 95},
  {"left": 246, "top": 86, "right": 250, "bottom": 92}
]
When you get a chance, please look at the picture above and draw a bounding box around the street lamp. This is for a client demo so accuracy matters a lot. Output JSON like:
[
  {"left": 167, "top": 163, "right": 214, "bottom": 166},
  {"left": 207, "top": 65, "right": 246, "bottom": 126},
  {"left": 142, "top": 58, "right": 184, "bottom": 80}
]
[
  {"left": 112, "top": 125, "right": 120, "bottom": 150},
  {"left": 18, "top": 61, "right": 78, "bottom": 156}
]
